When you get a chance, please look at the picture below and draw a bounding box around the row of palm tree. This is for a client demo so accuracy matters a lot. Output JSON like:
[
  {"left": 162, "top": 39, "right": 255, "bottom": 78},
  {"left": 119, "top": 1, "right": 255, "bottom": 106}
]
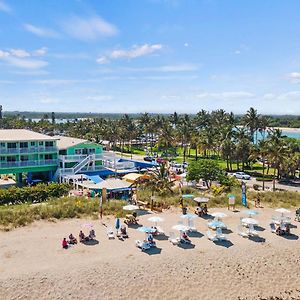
[{"left": 1, "top": 108, "right": 299, "bottom": 189}]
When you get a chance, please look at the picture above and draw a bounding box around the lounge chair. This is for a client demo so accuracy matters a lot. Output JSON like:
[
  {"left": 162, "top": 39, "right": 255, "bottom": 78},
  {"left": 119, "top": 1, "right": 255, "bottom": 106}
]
[
  {"left": 156, "top": 226, "right": 165, "bottom": 235},
  {"left": 168, "top": 232, "right": 180, "bottom": 245},
  {"left": 135, "top": 240, "right": 151, "bottom": 251},
  {"left": 107, "top": 228, "right": 115, "bottom": 239},
  {"left": 206, "top": 230, "right": 218, "bottom": 242},
  {"left": 237, "top": 225, "right": 249, "bottom": 238},
  {"left": 216, "top": 227, "right": 227, "bottom": 240},
  {"left": 188, "top": 219, "right": 197, "bottom": 232},
  {"left": 270, "top": 223, "right": 276, "bottom": 233},
  {"left": 248, "top": 224, "right": 259, "bottom": 237}
]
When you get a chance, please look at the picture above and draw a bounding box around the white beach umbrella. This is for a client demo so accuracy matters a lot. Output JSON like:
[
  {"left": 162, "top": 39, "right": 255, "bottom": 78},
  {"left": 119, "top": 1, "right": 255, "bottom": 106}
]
[
  {"left": 148, "top": 216, "right": 164, "bottom": 223},
  {"left": 275, "top": 208, "right": 291, "bottom": 215},
  {"left": 241, "top": 218, "right": 259, "bottom": 225},
  {"left": 194, "top": 197, "right": 209, "bottom": 203},
  {"left": 172, "top": 224, "right": 189, "bottom": 232},
  {"left": 123, "top": 204, "right": 139, "bottom": 211},
  {"left": 211, "top": 212, "right": 228, "bottom": 219}
]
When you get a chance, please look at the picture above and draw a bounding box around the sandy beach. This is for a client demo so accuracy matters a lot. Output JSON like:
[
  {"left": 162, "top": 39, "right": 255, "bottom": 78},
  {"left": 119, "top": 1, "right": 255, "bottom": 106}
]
[{"left": 0, "top": 207, "right": 299, "bottom": 300}]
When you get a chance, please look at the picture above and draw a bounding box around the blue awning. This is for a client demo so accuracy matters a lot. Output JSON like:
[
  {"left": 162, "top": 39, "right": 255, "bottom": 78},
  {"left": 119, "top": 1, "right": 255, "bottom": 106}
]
[{"left": 87, "top": 175, "right": 103, "bottom": 184}]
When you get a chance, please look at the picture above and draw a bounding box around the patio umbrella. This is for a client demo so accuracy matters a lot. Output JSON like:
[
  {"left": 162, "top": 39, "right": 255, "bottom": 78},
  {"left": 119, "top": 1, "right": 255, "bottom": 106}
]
[
  {"left": 137, "top": 226, "right": 156, "bottom": 233},
  {"left": 275, "top": 208, "right": 291, "bottom": 216},
  {"left": 241, "top": 218, "right": 259, "bottom": 225},
  {"left": 115, "top": 218, "right": 120, "bottom": 231},
  {"left": 242, "top": 209, "right": 259, "bottom": 217},
  {"left": 148, "top": 216, "right": 164, "bottom": 226},
  {"left": 180, "top": 213, "right": 197, "bottom": 220},
  {"left": 81, "top": 223, "right": 93, "bottom": 229},
  {"left": 182, "top": 194, "right": 194, "bottom": 198},
  {"left": 207, "top": 220, "right": 226, "bottom": 229},
  {"left": 211, "top": 212, "right": 228, "bottom": 219},
  {"left": 172, "top": 224, "right": 189, "bottom": 232},
  {"left": 123, "top": 204, "right": 139, "bottom": 211},
  {"left": 194, "top": 197, "right": 209, "bottom": 203}
]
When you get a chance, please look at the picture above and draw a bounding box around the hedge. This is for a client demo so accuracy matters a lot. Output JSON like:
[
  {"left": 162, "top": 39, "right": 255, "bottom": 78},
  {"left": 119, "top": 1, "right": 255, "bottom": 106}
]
[{"left": 0, "top": 183, "right": 70, "bottom": 205}]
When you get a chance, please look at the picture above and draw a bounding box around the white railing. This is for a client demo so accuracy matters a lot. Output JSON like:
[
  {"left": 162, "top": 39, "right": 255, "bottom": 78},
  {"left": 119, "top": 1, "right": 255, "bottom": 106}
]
[
  {"left": 59, "top": 154, "right": 103, "bottom": 162},
  {"left": 0, "top": 147, "right": 58, "bottom": 154},
  {"left": 0, "top": 159, "right": 58, "bottom": 168}
]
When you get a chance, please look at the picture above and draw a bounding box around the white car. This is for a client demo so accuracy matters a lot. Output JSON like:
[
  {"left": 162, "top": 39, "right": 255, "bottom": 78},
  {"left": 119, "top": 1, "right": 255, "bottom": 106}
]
[{"left": 232, "top": 172, "right": 251, "bottom": 180}]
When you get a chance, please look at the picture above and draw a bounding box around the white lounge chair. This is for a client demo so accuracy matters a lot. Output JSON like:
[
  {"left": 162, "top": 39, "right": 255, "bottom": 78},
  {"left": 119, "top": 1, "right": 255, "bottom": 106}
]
[
  {"left": 216, "top": 227, "right": 227, "bottom": 240},
  {"left": 206, "top": 230, "right": 218, "bottom": 242},
  {"left": 168, "top": 232, "right": 180, "bottom": 245},
  {"left": 135, "top": 240, "right": 151, "bottom": 251},
  {"left": 154, "top": 226, "right": 165, "bottom": 235},
  {"left": 107, "top": 228, "right": 115, "bottom": 239},
  {"left": 237, "top": 225, "right": 249, "bottom": 238},
  {"left": 248, "top": 224, "right": 259, "bottom": 237},
  {"left": 188, "top": 219, "right": 197, "bottom": 232},
  {"left": 270, "top": 223, "right": 276, "bottom": 233}
]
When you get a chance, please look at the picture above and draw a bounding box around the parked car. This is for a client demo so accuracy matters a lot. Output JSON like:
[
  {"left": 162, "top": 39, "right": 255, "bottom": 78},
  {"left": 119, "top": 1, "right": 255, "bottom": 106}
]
[
  {"left": 232, "top": 172, "right": 251, "bottom": 180},
  {"left": 144, "top": 156, "right": 154, "bottom": 162}
]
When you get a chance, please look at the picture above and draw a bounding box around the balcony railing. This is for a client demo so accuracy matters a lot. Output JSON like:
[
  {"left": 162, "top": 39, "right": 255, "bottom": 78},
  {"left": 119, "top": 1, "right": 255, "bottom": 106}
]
[
  {"left": 0, "top": 159, "right": 58, "bottom": 168},
  {"left": 0, "top": 147, "right": 58, "bottom": 154},
  {"left": 59, "top": 154, "right": 103, "bottom": 162}
]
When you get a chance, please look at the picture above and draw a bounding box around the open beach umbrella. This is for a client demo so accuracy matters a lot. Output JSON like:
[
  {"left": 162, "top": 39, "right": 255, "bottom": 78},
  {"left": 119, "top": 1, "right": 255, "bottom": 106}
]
[
  {"left": 123, "top": 204, "right": 139, "bottom": 211},
  {"left": 137, "top": 226, "right": 156, "bottom": 233},
  {"left": 115, "top": 218, "right": 120, "bottom": 230},
  {"left": 172, "top": 224, "right": 189, "bottom": 232},
  {"left": 180, "top": 213, "right": 197, "bottom": 220},
  {"left": 241, "top": 218, "right": 259, "bottom": 225},
  {"left": 148, "top": 216, "right": 164, "bottom": 226},
  {"left": 182, "top": 194, "right": 194, "bottom": 199},
  {"left": 194, "top": 197, "right": 209, "bottom": 203},
  {"left": 207, "top": 220, "right": 226, "bottom": 229},
  {"left": 275, "top": 208, "right": 291, "bottom": 216},
  {"left": 81, "top": 223, "right": 93, "bottom": 229},
  {"left": 242, "top": 209, "right": 259, "bottom": 217},
  {"left": 211, "top": 212, "right": 228, "bottom": 219}
]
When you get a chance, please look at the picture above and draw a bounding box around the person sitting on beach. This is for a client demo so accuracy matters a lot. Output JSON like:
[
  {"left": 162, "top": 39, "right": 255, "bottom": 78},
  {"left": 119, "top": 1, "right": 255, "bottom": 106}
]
[
  {"left": 203, "top": 204, "right": 208, "bottom": 215},
  {"left": 181, "top": 231, "right": 191, "bottom": 243},
  {"left": 275, "top": 225, "right": 282, "bottom": 236},
  {"left": 147, "top": 233, "right": 156, "bottom": 246},
  {"left": 89, "top": 229, "right": 96, "bottom": 240},
  {"left": 62, "top": 238, "right": 68, "bottom": 249},
  {"left": 120, "top": 225, "right": 128, "bottom": 238},
  {"left": 285, "top": 223, "right": 290, "bottom": 235},
  {"left": 295, "top": 209, "right": 300, "bottom": 222},
  {"left": 68, "top": 234, "right": 77, "bottom": 244},
  {"left": 79, "top": 230, "right": 87, "bottom": 242}
]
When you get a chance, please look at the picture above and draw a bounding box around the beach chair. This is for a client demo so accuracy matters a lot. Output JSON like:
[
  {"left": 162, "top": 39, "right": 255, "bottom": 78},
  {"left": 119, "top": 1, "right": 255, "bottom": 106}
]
[
  {"left": 188, "top": 219, "right": 197, "bottom": 232},
  {"left": 206, "top": 230, "right": 218, "bottom": 242},
  {"left": 248, "top": 224, "right": 259, "bottom": 237},
  {"left": 270, "top": 223, "right": 276, "bottom": 233},
  {"left": 168, "top": 232, "right": 180, "bottom": 245},
  {"left": 156, "top": 226, "right": 165, "bottom": 235},
  {"left": 216, "top": 227, "right": 227, "bottom": 241},
  {"left": 135, "top": 240, "right": 151, "bottom": 251},
  {"left": 237, "top": 225, "right": 249, "bottom": 238},
  {"left": 107, "top": 228, "right": 115, "bottom": 239}
]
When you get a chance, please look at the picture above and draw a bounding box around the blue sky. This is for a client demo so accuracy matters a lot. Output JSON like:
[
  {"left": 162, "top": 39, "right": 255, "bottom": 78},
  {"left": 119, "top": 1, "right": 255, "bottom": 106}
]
[{"left": 0, "top": 0, "right": 300, "bottom": 114}]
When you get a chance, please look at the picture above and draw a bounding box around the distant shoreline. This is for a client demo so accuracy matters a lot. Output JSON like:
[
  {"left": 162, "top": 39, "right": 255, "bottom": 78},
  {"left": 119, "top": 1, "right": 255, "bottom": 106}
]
[{"left": 273, "top": 127, "right": 300, "bottom": 133}]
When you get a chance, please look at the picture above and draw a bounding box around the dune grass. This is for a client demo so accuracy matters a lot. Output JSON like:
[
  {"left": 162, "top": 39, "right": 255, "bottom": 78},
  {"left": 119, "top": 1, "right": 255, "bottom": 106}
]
[{"left": 0, "top": 197, "right": 127, "bottom": 231}]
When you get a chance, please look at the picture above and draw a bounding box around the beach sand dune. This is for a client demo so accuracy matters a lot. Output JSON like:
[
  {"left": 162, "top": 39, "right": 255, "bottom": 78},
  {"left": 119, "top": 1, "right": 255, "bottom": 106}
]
[{"left": 0, "top": 208, "right": 299, "bottom": 300}]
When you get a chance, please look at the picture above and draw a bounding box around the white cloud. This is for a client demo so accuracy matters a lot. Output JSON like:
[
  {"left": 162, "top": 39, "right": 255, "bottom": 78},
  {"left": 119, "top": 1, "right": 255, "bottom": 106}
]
[
  {"left": 10, "top": 49, "right": 31, "bottom": 58},
  {"left": 24, "top": 23, "right": 60, "bottom": 38},
  {"left": 33, "top": 47, "right": 48, "bottom": 56},
  {"left": 97, "top": 44, "right": 163, "bottom": 64},
  {"left": 184, "top": 43, "right": 189, "bottom": 47},
  {"left": 0, "top": 1, "right": 11, "bottom": 13},
  {"left": 277, "top": 91, "right": 300, "bottom": 101},
  {"left": 196, "top": 91, "right": 255, "bottom": 100},
  {"left": 86, "top": 95, "right": 113, "bottom": 102},
  {"left": 40, "top": 97, "right": 60, "bottom": 104},
  {"left": 262, "top": 93, "right": 276, "bottom": 100},
  {"left": 287, "top": 72, "right": 300, "bottom": 83},
  {"left": 63, "top": 16, "right": 118, "bottom": 41},
  {"left": 0, "top": 47, "right": 48, "bottom": 69},
  {"left": 234, "top": 50, "right": 241, "bottom": 55}
]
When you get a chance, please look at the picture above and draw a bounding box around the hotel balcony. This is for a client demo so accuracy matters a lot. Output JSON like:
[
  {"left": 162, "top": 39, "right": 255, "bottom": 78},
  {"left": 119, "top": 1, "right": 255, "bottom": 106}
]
[
  {"left": 0, "top": 159, "right": 58, "bottom": 168},
  {"left": 0, "top": 147, "right": 58, "bottom": 155}
]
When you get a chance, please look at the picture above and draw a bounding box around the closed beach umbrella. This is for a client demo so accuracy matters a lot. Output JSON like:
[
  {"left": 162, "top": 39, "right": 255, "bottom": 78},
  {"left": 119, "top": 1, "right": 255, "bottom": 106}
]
[
  {"left": 208, "top": 220, "right": 226, "bottom": 229},
  {"left": 180, "top": 213, "right": 197, "bottom": 220},
  {"left": 182, "top": 194, "right": 194, "bottom": 199},
  {"left": 211, "top": 212, "right": 227, "bottom": 219},
  {"left": 115, "top": 218, "right": 120, "bottom": 230},
  {"left": 172, "top": 224, "right": 189, "bottom": 232},
  {"left": 242, "top": 218, "right": 259, "bottom": 225},
  {"left": 275, "top": 208, "right": 291, "bottom": 216},
  {"left": 123, "top": 204, "right": 139, "bottom": 211},
  {"left": 242, "top": 209, "right": 259, "bottom": 217}
]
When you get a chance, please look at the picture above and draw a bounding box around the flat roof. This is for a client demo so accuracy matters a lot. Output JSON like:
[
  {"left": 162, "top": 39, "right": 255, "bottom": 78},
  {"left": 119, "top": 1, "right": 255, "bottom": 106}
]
[
  {"left": 53, "top": 135, "right": 88, "bottom": 150},
  {"left": 0, "top": 129, "right": 57, "bottom": 142}
]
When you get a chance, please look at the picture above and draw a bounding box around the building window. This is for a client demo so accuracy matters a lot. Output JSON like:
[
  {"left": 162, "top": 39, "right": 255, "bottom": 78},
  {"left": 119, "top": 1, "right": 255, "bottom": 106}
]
[
  {"left": 20, "top": 142, "right": 28, "bottom": 148},
  {"left": 45, "top": 154, "right": 53, "bottom": 160},
  {"left": 75, "top": 149, "right": 83, "bottom": 155},
  {"left": 7, "top": 143, "right": 17, "bottom": 148},
  {"left": 31, "top": 142, "right": 35, "bottom": 146},
  {"left": 0, "top": 157, "right": 5, "bottom": 161},
  {"left": 20, "top": 156, "right": 29, "bottom": 161},
  {"left": 0, "top": 142, "right": 5, "bottom": 148},
  {"left": 88, "top": 148, "right": 96, "bottom": 154},
  {"left": 7, "top": 156, "right": 16, "bottom": 162},
  {"left": 45, "top": 141, "right": 53, "bottom": 147},
  {"left": 39, "top": 141, "right": 43, "bottom": 146}
]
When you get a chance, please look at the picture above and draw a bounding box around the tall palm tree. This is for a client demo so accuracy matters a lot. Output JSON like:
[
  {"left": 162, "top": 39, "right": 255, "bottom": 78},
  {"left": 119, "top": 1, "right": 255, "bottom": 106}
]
[{"left": 242, "top": 107, "right": 259, "bottom": 144}]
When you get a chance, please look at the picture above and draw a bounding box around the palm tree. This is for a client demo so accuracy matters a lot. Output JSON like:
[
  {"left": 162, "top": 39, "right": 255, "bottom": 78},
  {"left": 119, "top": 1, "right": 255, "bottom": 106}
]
[{"left": 242, "top": 107, "right": 259, "bottom": 144}]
